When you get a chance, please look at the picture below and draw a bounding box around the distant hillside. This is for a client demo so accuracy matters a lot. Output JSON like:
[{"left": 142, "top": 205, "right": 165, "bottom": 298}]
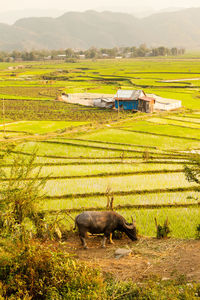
[
  {"left": 0, "top": 8, "right": 200, "bottom": 51},
  {"left": 0, "top": 9, "right": 63, "bottom": 25}
]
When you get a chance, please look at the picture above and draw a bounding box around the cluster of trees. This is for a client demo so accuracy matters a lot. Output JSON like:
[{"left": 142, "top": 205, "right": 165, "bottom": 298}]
[
  {"left": 0, "top": 49, "right": 63, "bottom": 62},
  {"left": 0, "top": 44, "right": 185, "bottom": 62},
  {"left": 83, "top": 45, "right": 185, "bottom": 58}
]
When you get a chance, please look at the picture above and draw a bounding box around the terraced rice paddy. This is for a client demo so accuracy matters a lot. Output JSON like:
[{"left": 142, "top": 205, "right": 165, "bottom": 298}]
[
  {"left": 0, "top": 58, "right": 200, "bottom": 239},
  {"left": 5, "top": 122, "right": 198, "bottom": 239},
  {"left": 1, "top": 120, "right": 87, "bottom": 134}
]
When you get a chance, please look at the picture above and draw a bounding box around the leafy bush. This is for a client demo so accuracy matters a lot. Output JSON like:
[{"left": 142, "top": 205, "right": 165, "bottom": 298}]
[
  {"left": 0, "top": 242, "right": 105, "bottom": 299},
  {"left": 106, "top": 275, "right": 200, "bottom": 300},
  {"left": 0, "top": 240, "right": 199, "bottom": 299},
  {"left": 0, "top": 149, "right": 48, "bottom": 242}
]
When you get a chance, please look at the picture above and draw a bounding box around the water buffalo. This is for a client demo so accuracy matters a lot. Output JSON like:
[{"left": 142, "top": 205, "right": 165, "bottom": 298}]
[{"left": 74, "top": 211, "right": 137, "bottom": 249}]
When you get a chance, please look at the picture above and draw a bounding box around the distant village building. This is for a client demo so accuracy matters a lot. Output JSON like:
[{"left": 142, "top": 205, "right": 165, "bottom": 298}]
[
  {"left": 125, "top": 52, "right": 132, "bottom": 58},
  {"left": 79, "top": 55, "right": 86, "bottom": 59},
  {"left": 44, "top": 56, "right": 51, "bottom": 60},
  {"left": 57, "top": 54, "right": 66, "bottom": 59},
  {"left": 114, "top": 89, "right": 154, "bottom": 112}
]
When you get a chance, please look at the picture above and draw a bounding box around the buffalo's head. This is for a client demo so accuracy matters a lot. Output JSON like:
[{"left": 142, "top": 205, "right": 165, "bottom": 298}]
[{"left": 122, "top": 216, "right": 137, "bottom": 241}]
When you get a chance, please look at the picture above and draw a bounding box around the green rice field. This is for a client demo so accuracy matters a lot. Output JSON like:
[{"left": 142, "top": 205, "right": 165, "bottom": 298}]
[{"left": 0, "top": 57, "right": 200, "bottom": 239}]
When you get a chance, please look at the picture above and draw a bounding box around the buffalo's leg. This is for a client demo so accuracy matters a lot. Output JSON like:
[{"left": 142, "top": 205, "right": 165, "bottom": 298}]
[
  {"left": 78, "top": 229, "right": 88, "bottom": 249},
  {"left": 109, "top": 233, "right": 114, "bottom": 244},
  {"left": 102, "top": 235, "right": 107, "bottom": 248},
  {"left": 80, "top": 235, "right": 88, "bottom": 249},
  {"left": 102, "top": 232, "right": 111, "bottom": 248}
]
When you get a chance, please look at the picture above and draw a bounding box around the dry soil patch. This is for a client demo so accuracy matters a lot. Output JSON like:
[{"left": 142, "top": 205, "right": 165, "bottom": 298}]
[{"left": 63, "top": 234, "right": 200, "bottom": 282}]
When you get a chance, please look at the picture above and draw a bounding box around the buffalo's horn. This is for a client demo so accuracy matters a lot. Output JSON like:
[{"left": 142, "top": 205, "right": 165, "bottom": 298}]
[
  {"left": 123, "top": 220, "right": 134, "bottom": 229},
  {"left": 131, "top": 216, "right": 136, "bottom": 225}
]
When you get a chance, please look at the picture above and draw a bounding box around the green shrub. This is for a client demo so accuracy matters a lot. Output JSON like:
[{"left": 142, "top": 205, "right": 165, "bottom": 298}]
[
  {"left": 106, "top": 275, "right": 200, "bottom": 300},
  {"left": 0, "top": 149, "right": 49, "bottom": 242},
  {"left": 0, "top": 242, "right": 199, "bottom": 299},
  {"left": 0, "top": 242, "right": 105, "bottom": 299}
]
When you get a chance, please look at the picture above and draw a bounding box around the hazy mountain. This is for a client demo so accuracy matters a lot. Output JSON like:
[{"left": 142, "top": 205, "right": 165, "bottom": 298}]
[
  {"left": 0, "top": 9, "right": 63, "bottom": 25},
  {"left": 159, "top": 7, "right": 185, "bottom": 13},
  {"left": 0, "top": 8, "right": 200, "bottom": 51},
  {"left": 95, "top": 5, "right": 157, "bottom": 18},
  {"left": 141, "top": 8, "right": 200, "bottom": 48}
]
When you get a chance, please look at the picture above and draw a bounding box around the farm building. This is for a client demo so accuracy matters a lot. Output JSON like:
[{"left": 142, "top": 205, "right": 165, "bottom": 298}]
[
  {"left": 150, "top": 94, "right": 182, "bottom": 111},
  {"left": 93, "top": 98, "right": 114, "bottom": 108},
  {"left": 114, "top": 89, "right": 155, "bottom": 113},
  {"left": 115, "top": 90, "right": 181, "bottom": 112},
  {"left": 138, "top": 96, "right": 155, "bottom": 113}
]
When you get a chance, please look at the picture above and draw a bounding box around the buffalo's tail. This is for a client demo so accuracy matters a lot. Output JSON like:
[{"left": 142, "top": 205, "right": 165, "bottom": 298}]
[
  {"left": 73, "top": 217, "right": 77, "bottom": 231},
  {"left": 73, "top": 222, "right": 76, "bottom": 231}
]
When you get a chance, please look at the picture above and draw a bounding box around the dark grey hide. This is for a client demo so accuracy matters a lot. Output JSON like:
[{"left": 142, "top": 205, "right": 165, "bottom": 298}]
[{"left": 74, "top": 211, "right": 137, "bottom": 249}]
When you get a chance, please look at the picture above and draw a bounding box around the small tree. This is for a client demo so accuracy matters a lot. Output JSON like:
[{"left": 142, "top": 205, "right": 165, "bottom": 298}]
[{"left": 0, "top": 148, "right": 48, "bottom": 241}]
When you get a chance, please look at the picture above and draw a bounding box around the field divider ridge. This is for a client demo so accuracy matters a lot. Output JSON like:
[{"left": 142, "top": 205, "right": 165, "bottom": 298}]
[
  {"left": 0, "top": 169, "right": 184, "bottom": 181},
  {"left": 1, "top": 161, "right": 193, "bottom": 167},
  {"left": 44, "top": 186, "right": 199, "bottom": 200},
  {"left": 38, "top": 140, "right": 161, "bottom": 154},
  {"left": 163, "top": 117, "right": 200, "bottom": 125},
  {"left": 119, "top": 128, "right": 200, "bottom": 141},
  {"left": 56, "top": 137, "right": 157, "bottom": 149},
  {"left": 38, "top": 140, "right": 191, "bottom": 158},
  {"left": 45, "top": 202, "right": 200, "bottom": 214}
]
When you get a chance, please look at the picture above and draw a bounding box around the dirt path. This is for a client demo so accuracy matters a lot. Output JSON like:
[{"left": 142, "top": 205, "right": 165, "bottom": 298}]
[
  {"left": 63, "top": 235, "right": 200, "bottom": 282},
  {"left": 160, "top": 78, "right": 200, "bottom": 83},
  {"left": 0, "top": 121, "right": 25, "bottom": 127}
]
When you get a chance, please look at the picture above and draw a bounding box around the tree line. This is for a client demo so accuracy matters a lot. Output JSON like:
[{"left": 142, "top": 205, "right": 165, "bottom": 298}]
[{"left": 0, "top": 45, "right": 185, "bottom": 62}]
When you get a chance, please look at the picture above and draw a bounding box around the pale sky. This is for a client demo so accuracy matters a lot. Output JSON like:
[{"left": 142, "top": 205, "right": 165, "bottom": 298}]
[{"left": 0, "top": 0, "right": 200, "bottom": 13}]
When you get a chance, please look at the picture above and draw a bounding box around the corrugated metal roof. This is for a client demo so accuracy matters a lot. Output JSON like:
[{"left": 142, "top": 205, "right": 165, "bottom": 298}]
[
  {"left": 139, "top": 96, "right": 155, "bottom": 102},
  {"left": 115, "top": 89, "right": 144, "bottom": 100},
  {"left": 115, "top": 90, "right": 134, "bottom": 99}
]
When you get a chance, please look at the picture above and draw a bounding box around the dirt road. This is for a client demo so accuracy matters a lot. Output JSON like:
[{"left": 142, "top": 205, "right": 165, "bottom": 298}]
[
  {"left": 62, "top": 234, "right": 200, "bottom": 282},
  {"left": 61, "top": 93, "right": 114, "bottom": 106}
]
